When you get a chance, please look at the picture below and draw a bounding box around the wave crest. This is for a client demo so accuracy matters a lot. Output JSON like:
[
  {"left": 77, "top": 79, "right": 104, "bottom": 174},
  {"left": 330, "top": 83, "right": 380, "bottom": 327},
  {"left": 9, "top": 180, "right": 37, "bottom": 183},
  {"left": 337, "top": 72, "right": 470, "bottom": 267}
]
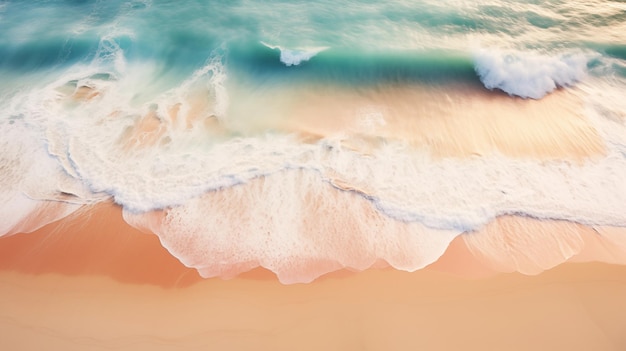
[
  {"left": 474, "top": 49, "right": 590, "bottom": 99},
  {"left": 260, "top": 41, "right": 328, "bottom": 66}
]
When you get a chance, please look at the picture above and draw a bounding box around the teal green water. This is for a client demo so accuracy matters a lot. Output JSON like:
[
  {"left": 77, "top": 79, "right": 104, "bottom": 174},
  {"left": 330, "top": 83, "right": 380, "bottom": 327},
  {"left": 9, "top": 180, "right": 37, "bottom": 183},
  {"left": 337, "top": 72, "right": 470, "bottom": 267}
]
[{"left": 1, "top": 0, "right": 624, "bottom": 84}]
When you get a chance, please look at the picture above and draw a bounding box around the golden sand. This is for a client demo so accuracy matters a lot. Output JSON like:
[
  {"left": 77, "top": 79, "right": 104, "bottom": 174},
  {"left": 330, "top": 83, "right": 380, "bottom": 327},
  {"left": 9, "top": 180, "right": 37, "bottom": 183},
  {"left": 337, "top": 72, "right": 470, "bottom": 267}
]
[
  {"left": 1, "top": 203, "right": 626, "bottom": 350},
  {"left": 2, "top": 263, "right": 626, "bottom": 351}
]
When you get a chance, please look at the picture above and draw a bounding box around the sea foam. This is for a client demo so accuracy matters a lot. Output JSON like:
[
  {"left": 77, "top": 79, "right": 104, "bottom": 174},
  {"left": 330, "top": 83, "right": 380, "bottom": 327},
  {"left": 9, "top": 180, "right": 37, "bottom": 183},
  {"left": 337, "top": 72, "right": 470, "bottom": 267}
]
[
  {"left": 123, "top": 170, "right": 462, "bottom": 284},
  {"left": 474, "top": 49, "right": 590, "bottom": 99},
  {"left": 0, "top": 116, "right": 84, "bottom": 236},
  {"left": 261, "top": 42, "right": 328, "bottom": 66}
]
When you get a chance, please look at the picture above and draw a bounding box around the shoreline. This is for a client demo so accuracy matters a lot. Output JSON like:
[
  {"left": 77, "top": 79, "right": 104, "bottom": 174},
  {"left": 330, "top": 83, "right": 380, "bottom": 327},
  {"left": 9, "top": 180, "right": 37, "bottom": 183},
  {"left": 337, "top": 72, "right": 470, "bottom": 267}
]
[
  {"left": 2, "top": 201, "right": 625, "bottom": 285},
  {"left": 2, "top": 201, "right": 626, "bottom": 351}
]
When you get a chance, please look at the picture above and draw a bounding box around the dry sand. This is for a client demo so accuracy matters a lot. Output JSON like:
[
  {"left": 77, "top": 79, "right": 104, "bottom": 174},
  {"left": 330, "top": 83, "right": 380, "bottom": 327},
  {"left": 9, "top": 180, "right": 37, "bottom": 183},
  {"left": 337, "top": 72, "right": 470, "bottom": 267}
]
[
  {"left": 2, "top": 264, "right": 626, "bottom": 351},
  {"left": 1, "top": 203, "right": 626, "bottom": 351}
]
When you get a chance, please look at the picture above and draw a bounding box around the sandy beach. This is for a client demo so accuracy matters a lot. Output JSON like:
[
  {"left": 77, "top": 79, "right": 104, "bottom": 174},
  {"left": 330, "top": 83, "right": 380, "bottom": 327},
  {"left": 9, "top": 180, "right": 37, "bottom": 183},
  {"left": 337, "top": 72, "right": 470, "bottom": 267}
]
[
  {"left": 2, "top": 201, "right": 626, "bottom": 351},
  {"left": 2, "top": 263, "right": 626, "bottom": 351},
  {"left": 3, "top": 1, "right": 626, "bottom": 350}
]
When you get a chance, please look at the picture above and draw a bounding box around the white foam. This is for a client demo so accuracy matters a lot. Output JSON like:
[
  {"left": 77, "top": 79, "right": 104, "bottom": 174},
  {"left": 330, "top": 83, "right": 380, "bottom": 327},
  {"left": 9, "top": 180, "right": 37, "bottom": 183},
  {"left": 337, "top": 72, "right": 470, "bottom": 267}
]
[
  {"left": 117, "top": 122, "right": 626, "bottom": 281},
  {"left": 14, "top": 50, "right": 230, "bottom": 213},
  {"left": 0, "top": 118, "right": 83, "bottom": 236},
  {"left": 173, "top": 50, "right": 229, "bottom": 118},
  {"left": 474, "top": 49, "right": 590, "bottom": 99},
  {"left": 93, "top": 31, "right": 136, "bottom": 75},
  {"left": 7, "top": 53, "right": 626, "bottom": 233},
  {"left": 0, "top": 32, "right": 141, "bottom": 237},
  {"left": 57, "top": 86, "right": 626, "bottom": 229},
  {"left": 261, "top": 41, "right": 328, "bottom": 66},
  {"left": 66, "top": 111, "right": 625, "bottom": 226},
  {"left": 123, "top": 170, "right": 461, "bottom": 284}
]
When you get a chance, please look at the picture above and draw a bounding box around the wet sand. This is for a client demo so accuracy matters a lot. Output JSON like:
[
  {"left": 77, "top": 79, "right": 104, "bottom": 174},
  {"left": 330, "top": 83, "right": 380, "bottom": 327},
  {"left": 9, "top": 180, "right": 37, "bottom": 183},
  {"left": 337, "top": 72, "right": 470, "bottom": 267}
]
[{"left": 2, "top": 203, "right": 626, "bottom": 350}]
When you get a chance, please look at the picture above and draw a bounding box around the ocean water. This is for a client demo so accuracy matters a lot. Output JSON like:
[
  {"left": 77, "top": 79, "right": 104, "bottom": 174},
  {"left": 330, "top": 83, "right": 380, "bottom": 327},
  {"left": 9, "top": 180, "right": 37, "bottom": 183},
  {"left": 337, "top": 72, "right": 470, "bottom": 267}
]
[{"left": 1, "top": 0, "right": 626, "bottom": 283}]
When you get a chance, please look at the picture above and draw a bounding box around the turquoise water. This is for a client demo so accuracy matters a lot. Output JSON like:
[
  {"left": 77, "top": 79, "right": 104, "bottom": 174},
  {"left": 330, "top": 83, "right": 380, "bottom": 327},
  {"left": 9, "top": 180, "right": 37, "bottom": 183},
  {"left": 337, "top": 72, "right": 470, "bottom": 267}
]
[
  {"left": 1, "top": 0, "right": 624, "bottom": 89},
  {"left": 1, "top": 0, "right": 626, "bottom": 282}
]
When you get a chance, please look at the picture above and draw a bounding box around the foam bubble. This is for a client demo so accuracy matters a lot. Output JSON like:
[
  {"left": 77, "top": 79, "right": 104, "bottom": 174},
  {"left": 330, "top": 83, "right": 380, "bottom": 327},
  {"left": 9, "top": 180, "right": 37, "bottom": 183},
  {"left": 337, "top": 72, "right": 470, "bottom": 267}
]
[
  {"left": 474, "top": 49, "right": 590, "bottom": 99},
  {"left": 261, "top": 42, "right": 328, "bottom": 66}
]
